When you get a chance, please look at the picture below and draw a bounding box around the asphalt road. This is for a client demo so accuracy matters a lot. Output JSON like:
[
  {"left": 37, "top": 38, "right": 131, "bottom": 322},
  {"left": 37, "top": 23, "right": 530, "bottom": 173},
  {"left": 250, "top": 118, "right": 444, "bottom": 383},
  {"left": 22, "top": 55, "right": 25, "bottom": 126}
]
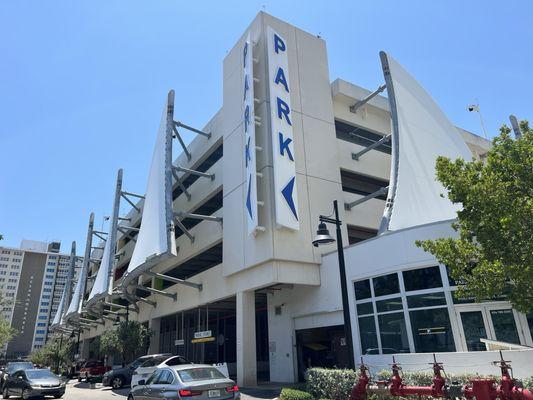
[{"left": 24, "top": 380, "right": 281, "bottom": 400}]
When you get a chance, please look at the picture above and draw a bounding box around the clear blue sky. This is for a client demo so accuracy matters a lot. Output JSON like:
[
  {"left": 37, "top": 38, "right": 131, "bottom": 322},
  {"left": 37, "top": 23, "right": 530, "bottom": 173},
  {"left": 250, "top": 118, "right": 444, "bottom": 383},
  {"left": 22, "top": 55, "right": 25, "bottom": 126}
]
[{"left": 0, "top": 0, "right": 531, "bottom": 253}]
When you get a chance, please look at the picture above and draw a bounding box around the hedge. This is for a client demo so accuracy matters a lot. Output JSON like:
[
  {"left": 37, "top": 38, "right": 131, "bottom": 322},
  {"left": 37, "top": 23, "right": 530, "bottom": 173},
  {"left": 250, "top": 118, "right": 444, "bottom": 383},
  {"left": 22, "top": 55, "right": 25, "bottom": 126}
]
[
  {"left": 303, "top": 367, "right": 533, "bottom": 400},
  {"left": 280, "top": 388, "right": 314, "bottom": 400}
]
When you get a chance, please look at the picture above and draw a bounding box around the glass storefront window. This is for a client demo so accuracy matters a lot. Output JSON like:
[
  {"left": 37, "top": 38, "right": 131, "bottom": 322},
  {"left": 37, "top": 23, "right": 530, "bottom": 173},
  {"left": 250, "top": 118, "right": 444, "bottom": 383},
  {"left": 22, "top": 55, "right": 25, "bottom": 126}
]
[
  {"left": 403, "top": 266, "right": 442, "bottom": 291},
  {"left": 460, "top": 311, "right": 487, "bottom": 351},
  {"left": 354, "top": 279, "right": 372, "bottom": 300},
  {"left": 358, "top": 316, "right": 378, "bottom": 355},
  {"left": 376, "top": 297, "right": 403, "bottom": 313},
  {"left": 490, "top": 309, "right": 520, "bottom": 344},
  {"left": 373, "top": 273, "right": 399, "bottom": 297},
  {"left": 356, "top": 302, "right": 373, "bottom": 315},
  {"left": 378, "top": 312, "right": 410, "bottom": 354},
  {"left": 407, "top": 292, "right": 447, "bottom": 308},
  {"left": 409, "top": 308, "right": 455, "bottom": 352}
]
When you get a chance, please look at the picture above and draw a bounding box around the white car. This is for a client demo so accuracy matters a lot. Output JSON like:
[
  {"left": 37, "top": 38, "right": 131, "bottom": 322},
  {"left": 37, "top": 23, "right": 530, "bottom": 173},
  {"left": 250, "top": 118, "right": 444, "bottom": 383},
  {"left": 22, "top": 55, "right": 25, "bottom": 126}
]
[{"left": 130, "top": 355, "right": 192, "bottom": 388}]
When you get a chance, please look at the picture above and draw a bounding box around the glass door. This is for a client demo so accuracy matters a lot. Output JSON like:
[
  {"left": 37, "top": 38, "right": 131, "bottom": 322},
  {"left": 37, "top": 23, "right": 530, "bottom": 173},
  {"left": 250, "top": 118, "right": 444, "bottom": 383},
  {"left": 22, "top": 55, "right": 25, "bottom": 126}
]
[
  {"left": 456, "top": 305, "right": 524, "bottom": 351},
  {"left": 458, "top": 310, "right": 489, "bottom": 351}
]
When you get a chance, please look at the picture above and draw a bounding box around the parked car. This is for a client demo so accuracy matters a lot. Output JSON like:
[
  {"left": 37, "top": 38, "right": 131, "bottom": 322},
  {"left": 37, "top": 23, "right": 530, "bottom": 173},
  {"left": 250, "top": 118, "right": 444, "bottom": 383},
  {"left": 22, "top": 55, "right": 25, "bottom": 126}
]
[
  {"left": 129, "top": 365, "right": 239, "bottom": 400},
  {"left": 1, "top": 362, "right": 34, "bottom": 388},
  {"left": 102, "top": 353, "right": 171, "bottom": 389},
  {"left": 2, "top": 368, "right": 65, "bottom": 399},
  {"left": 130, "top": 355, "right": 192, "bottom": 388},
  {"left": 78, "top": 360, "right": 111, "bottom": 382}
]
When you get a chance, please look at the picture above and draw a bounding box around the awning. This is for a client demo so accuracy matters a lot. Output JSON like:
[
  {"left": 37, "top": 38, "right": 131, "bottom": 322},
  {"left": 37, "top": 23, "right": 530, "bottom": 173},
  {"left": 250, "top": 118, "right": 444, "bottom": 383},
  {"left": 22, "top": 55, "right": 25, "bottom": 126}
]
[
  {"left": 120, "top": 93, "right": 177, "bottom": 292},
  {"left": 379, "top": 52, "right": 472, "bottom": 232}
]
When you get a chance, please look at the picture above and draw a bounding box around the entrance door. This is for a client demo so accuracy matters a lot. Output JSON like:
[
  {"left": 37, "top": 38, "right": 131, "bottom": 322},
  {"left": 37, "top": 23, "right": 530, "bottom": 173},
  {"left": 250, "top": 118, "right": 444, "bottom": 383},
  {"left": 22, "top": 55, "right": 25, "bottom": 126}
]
[{"left": 456, "top": 305, "right": 524, "bottom": 351}]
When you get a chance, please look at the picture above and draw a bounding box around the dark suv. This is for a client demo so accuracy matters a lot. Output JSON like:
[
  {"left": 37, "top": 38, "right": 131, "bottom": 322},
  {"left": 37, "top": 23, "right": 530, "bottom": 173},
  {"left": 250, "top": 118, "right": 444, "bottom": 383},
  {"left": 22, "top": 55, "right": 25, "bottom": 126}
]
[{"left": 102, "top": 354, "right": 171, "bottom": 389}]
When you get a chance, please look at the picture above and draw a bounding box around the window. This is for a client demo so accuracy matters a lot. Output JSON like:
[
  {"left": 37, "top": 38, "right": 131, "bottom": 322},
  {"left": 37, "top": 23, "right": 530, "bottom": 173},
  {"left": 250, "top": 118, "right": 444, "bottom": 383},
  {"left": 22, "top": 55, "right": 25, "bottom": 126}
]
[
  {"left": 335, "top": 120, "right": 392, "bottom": 154},
  {"left": 378, "top": 312, "right": 410, "bottom": 354},
  {"left": 341, "top": 170, "right": 389, "bottom": 199},
  {"left": 356, "top": 302, "right": 373, "bottom": 315},
  {"left": 354, "top": 280, "right": 372, "bottom": 300},
  {"left": 358, "top": 316, "right": 378, "bottom": 354},
  {"left": 347, "top": 225, "right": 378, "bottom": 245},
  {"left": 490, "top": 310, "right": 520, "bottom": 344},
  {"left": 409, "top": 308, "right": 455, "bottom": 353},
  {"left": 407, "top": 293, "right": 447, "bottom": 308},
  {"left": 36, "top": 330, "right": 45, "bottom": 334},
  {"left": 178, "top": 367, "right": 225, "bottom": 382},
  {"left": 373, "top": 273, "right": 399, "bottom": 297},
  {"left": 146, "top": 370, "right": 162, "bottom": 385},
  {"left": 376, "top": 297, "right": 403, "bottom": 313},
  {"left": 165, "top": 356, "right": 191, "bottom": 366},
  {"left": 155, "top": 370, "right": 174, "bottom": 384},
  {"left": 403, "top": 266, "right": 442, "bottom": 291}
]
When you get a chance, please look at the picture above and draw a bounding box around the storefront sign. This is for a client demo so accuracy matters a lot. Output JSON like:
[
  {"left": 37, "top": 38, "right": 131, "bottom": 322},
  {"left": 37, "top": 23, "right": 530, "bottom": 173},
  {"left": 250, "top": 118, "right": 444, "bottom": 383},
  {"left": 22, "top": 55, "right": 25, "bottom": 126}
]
[
  {"left": 243, "top": 33, "right": 258, "bottom": 235},
  {"left": 174, "top": 339, "right": 185, "bottom": 346},
  {"left": 194, "top": 330, "right": 212, "bottom": 339},
  {"left": 191, "top": 336, "right": 215, "bottom": 344},
  {"left": 267, "top": 27, "right": 299, "bottom": 230}
]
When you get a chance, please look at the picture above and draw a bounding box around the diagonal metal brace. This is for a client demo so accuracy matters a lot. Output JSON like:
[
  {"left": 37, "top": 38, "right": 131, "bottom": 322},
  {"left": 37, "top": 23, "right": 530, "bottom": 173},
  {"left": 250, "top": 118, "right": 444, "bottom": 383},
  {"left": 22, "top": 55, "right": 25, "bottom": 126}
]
[
  {"left": 172, "top": 125, "right": 192, "bottom": 161},
  {"left": 173, "top": 216, "right": 195, "bottom": 243},
  {"left": 352, "top": 134, "right": 391, "bottom": 160},
  {"left": 171, "top": 167, "right": 192, "bottom": 200},
  {"left": 118, "top": 227, "right": 137, "bottom": 243},
  {"left": 345, "top": 186, "right": 389, "bottom": 210},
  {"left": 174, "top": 165, "right": 215, "bottom": 181},
  {"left": 175, "top": 211, "right": 222, "bottom": 223},
  {"left": 174, "top": 121, "right": 211, "bottom": 139},
  {"left": 145, "top": 271, "right": 202, "bottom": 291},
  {"left": 349, "top": 84, "right": 387, "bottom": 113},
  {"left": 132, "top": 284, "right": 177, "bottom": 301}
]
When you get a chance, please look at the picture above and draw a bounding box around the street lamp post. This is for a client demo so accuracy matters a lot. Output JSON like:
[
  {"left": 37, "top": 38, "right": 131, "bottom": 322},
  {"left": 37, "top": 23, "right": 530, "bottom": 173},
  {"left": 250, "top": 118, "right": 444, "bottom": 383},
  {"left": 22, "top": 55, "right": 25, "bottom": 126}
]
[{"left": 312, "top": 200, "right": 355, "bottom": 370}]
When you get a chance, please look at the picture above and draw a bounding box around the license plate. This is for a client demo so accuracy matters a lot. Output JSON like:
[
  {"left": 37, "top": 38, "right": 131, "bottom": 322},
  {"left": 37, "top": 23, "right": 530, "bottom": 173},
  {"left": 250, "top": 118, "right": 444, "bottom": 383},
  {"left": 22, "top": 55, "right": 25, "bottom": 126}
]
[{"left": 208, "top": 390, "right": 221, "bottom": 397}]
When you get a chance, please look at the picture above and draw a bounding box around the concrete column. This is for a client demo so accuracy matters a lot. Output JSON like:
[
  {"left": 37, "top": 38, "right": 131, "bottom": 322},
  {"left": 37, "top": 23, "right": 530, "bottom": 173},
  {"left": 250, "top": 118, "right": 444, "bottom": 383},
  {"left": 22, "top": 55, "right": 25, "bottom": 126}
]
[
  {"left": 236, "top": 291, "right": 257, "bottom": 386},
  {"left": 148, "top": 317, "right": 161, "bottom": 354}
]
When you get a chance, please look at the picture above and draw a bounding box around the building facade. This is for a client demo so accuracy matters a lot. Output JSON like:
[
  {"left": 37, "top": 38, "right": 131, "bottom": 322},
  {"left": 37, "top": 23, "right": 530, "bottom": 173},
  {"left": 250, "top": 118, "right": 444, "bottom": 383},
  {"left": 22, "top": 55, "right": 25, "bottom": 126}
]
[
  {"left": 1, "top": 241, "right": 81, "bottom": 358},
  {"left": 67, "top": 12, "right": 532, "bottom": 384}
]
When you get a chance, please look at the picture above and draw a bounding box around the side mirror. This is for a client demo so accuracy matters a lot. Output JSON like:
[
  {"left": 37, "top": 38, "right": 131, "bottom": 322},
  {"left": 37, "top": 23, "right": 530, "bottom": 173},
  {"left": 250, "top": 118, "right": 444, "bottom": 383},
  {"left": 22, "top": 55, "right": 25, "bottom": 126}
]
[{"left": 138, "top": 379, "right": 146, "bottom": 386}]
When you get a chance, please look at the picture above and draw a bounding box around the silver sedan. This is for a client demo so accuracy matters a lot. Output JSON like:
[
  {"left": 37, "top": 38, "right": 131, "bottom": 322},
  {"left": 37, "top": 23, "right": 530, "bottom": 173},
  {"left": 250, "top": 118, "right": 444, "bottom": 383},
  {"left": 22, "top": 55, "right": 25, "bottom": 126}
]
[{"left": 128, "top": 365, "right": 240, "bottom": 400}]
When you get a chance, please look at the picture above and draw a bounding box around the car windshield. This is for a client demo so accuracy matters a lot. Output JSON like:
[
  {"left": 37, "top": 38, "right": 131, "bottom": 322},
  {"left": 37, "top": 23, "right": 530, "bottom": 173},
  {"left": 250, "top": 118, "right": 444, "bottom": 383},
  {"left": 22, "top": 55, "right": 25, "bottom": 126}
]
[
  {"left": 178, "top": 367, "right": 225, "bottom": 382},
  {"left": 26, "top": 370, "right": 56, "bottom": 380},
  {"left": 7, "top": 363, "right": 33, "bottom": 374}
]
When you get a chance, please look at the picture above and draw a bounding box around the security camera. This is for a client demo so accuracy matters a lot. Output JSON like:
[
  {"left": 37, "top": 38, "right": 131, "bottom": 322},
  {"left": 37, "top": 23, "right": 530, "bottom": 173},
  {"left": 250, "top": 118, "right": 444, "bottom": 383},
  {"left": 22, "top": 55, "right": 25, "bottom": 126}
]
[{"left": 467, "top": 106, "right": 475, "bottom": 112}]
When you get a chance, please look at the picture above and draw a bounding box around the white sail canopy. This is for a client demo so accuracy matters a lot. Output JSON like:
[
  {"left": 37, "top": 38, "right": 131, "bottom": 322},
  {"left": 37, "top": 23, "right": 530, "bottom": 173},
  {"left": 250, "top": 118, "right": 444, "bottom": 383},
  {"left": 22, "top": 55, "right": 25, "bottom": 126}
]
[
  {"left": 86, "top": 237, "right": 112, "bottom": 306},
  {"left": 380, "top": 52, "right": 472, "bottom": 232},
  {"left": 65, "top": 213, "right": 94, "bottom": 323},
  {"left": 50, "top": 285, "right": 67, "bottom": 328},
  {"left": 121, "top": 94, "right": 177, "bottom": 289},
  {"left": 65, "top": 267, "right": 84, "bottom": 318}
]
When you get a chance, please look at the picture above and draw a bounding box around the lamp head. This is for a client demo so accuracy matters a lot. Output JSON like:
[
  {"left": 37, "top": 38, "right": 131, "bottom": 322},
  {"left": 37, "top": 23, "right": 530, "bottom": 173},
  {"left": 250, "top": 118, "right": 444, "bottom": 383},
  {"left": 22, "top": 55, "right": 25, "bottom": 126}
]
[{"left": 312, "top": 222, "right": 335, "bottom": 247}]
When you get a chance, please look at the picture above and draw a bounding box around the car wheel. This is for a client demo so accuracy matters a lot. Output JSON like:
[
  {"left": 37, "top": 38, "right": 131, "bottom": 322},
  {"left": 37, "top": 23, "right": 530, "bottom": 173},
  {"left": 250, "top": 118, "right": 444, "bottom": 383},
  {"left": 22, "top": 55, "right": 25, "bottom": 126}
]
[
  {"left": 128, "top": 395, "right": 134, "bottom": 400},
  {"left": 111, "top": 376, "right": 124, "bottom": 389},
  {"left": 77, "top": 376, "right": 81, "bottom": 383},
  {"left": 21, "top": 389, "right": 30, "bottom": 400},
  {"left": 2, "top": 387, "right": 9, "bottom": 399}
]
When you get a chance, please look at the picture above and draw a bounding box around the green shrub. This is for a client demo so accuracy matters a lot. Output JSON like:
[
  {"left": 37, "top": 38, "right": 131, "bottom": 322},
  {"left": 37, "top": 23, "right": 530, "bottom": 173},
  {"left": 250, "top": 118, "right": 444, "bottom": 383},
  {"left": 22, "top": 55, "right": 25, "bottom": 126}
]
[
  {"left": 280, "top": 388, "right": 313, "bottom": 400},
  {"left": 305, "top": 368, "right": 359, "bottom": 400},
  {"left": 306, "top": 367, "right": 533, "bottom": 399}
]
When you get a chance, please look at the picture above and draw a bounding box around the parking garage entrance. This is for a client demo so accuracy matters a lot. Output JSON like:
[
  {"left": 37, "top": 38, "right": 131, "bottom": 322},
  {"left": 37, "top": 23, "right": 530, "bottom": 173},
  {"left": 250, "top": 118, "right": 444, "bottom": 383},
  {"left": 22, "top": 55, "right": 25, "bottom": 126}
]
[{"left": 157, "top": 293, "right": 269, "bottom": 380}]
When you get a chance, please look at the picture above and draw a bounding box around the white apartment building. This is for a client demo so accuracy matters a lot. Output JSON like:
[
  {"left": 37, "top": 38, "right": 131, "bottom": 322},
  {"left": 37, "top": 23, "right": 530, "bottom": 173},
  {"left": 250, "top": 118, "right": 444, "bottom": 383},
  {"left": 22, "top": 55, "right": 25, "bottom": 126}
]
[
  {"left": 57, "top": 12, "right": 532, "bottom": 383},
  {"left": 1, "top": 241, "right": 81, "bottom": 358}
]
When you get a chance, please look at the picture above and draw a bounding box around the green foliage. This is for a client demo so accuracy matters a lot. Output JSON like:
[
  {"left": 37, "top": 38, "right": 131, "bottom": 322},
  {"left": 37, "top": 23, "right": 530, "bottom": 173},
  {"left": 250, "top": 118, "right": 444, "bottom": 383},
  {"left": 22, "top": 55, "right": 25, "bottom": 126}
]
[
  {"left": 100, "top": 321, "right": 151, "bottom": 364},
  {"left": 29, "top": 336, "right": 75, "bottom": 372},
  {"left": 280, "top": 388, "right": 314, "bottom": 400},
  {"left": 305, "top": 368, "right": 359, "bottom": 400},
  {"left": 417, "top": 121, "right": 533, "bottom": 313},
  {"left": 0, "top": 293, "right": 16, "bottom": 349},
  {"left": 305, "top": 368, "right": 533, "bottom": 399}
]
